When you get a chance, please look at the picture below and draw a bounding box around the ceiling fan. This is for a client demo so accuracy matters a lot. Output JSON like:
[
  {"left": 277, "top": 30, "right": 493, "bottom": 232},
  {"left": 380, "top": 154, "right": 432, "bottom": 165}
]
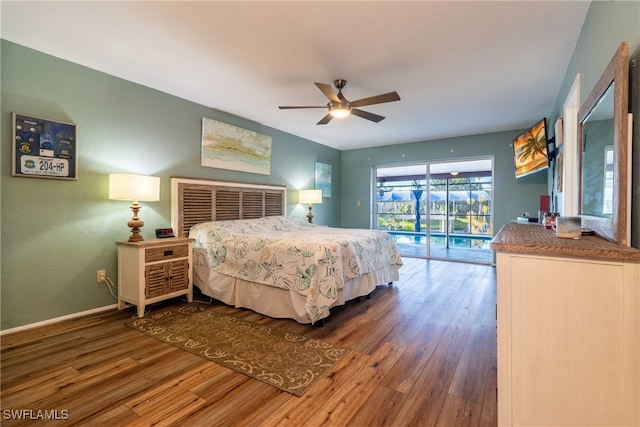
[{"left": 279, "top": 79, "right": 400, "bottom": 125}]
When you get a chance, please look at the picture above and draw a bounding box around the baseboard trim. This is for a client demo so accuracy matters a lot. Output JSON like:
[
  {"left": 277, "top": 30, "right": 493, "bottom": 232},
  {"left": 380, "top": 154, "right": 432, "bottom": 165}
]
[{"left": 0, "top": 304, "right": 119, "bottom": 336}]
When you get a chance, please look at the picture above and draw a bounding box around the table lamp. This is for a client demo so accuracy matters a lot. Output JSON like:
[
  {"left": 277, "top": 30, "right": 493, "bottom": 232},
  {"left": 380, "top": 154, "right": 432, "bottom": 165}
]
[
  {"left": 299, "top": 189, "right": 322, "bottom": 223},
  {"left": 109, "top": 173, "right": 160, "bottom": 242}
]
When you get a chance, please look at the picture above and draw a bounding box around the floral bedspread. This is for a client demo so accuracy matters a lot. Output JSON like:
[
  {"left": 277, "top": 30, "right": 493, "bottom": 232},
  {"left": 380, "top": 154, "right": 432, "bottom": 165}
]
[{"left": 189, "top": 216, "right": 403, "bottom": 323}]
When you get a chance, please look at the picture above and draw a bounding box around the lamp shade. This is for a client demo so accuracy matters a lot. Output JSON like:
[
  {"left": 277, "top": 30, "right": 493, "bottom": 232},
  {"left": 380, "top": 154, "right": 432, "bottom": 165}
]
[
  {"left": 299, "top": 189, "right": 322, "bottom": 204},
  {"left": 109, "top": 174, "right": 160, "bottom": 202}
]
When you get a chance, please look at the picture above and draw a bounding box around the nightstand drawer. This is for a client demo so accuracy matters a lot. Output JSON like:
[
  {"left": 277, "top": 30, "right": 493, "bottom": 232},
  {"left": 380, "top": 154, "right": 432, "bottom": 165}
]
[{"left": 145, "top": 244, "right": 189, "bottom": 262}]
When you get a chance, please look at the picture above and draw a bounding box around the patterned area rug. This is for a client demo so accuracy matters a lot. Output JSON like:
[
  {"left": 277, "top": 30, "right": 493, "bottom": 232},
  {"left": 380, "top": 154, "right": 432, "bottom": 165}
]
[{"left": 126, "top": 304, "right": 349, "bottom": 396}]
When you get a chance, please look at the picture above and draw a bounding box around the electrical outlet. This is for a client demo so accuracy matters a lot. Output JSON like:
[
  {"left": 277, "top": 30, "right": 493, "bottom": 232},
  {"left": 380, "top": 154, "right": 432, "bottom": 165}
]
[{"left": 96, "top": 270, "right": 107, "bottom": 283}]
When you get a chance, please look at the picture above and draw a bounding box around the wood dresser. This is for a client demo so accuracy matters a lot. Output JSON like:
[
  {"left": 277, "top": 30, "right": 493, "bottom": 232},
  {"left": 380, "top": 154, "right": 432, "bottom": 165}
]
[{"left": 491, "top": 223, "right": 640, "bottom": 427}]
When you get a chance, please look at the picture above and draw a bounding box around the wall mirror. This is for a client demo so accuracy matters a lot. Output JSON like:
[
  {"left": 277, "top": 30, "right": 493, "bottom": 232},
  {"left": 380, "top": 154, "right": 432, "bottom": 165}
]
[{"left": 578, "top": 41, "right": 630, "bottom": 245}]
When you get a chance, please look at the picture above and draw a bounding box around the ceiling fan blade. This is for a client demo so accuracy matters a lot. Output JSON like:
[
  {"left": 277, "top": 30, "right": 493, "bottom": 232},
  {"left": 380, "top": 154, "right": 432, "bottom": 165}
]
[
  {"left": 351, "top": 108, "right": 385, "bottom": 123},
  {"left": 316, "top": 113, "right": 333, "bottom": 125},
  {"left": 279, "top": 106, "right": 326, "bottom": 109},
  {"left": 350, "top": 91, "right": 400, "bottom": 108},
  {"left": 315, "top": 82, "right": 341, "bottom": 103}
]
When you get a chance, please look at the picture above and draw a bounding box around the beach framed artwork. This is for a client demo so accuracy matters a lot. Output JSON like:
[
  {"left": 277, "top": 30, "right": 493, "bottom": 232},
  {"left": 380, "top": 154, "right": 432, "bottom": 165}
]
[
  {"left": 315, "top": 162, "right": 331, "bottom": 197},
  {"left": 201, "top": 118, "right": 272, "bottom": 175}
]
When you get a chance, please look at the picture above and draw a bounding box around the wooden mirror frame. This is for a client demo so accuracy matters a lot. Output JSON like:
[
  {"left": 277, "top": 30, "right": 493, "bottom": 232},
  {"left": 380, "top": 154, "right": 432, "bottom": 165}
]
[{"left": 577, "top": 41, "right": 630, "bottom": 245}]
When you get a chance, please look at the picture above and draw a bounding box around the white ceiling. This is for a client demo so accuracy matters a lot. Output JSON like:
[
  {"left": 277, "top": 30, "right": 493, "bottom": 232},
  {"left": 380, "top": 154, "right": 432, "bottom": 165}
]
[{"left": 1, "top": 1, "right": 590, "bottom": 151}]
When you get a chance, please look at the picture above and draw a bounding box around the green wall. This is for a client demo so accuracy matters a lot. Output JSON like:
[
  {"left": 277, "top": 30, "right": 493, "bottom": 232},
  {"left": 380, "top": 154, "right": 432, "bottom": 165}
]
[
  {"left": 1, "top": 41, "right": 340, "bottom": 330},
  {"left": 549, "top": 0, "right": 639, "bottom": 248},
  {"left": 339, "top": 131, "right": 547, "bottom": 232}
]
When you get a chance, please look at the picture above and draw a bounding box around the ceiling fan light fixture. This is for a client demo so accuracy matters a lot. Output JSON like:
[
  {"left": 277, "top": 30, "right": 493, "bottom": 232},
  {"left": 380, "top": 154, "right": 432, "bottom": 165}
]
[
  {"left": 279, "top": 79, "right": 399, "bottom": 124},
  {"left": 328, "top": 102, "right": 351, "bottom": 119}
]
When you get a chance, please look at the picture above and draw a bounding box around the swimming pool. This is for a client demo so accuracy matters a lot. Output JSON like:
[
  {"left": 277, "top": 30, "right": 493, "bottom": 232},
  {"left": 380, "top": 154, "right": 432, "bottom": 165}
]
[{"left": 384, "top": 230, "right": 492, "bottom": 249}]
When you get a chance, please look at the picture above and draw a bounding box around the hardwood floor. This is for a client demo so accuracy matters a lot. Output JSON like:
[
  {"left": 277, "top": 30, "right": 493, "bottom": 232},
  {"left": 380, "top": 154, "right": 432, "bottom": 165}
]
[{"left": 1, "top": 258, "right": 497, "bottom": 426}]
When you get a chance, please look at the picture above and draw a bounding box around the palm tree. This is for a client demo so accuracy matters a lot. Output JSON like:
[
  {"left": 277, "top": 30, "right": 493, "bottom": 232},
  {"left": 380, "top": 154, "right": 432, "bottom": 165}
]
[
  {"left": 411, "top": 180, "right": 423, "bottom": 232},
  {"left": 517, "top": 127, "right": 546, "bottom": 164}
]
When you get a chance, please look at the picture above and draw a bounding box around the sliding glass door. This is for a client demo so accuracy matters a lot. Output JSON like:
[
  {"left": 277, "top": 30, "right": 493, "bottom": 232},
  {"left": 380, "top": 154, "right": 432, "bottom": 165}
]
[
  {"left": 427, "top": 167, "right": 493, "bottom": 263},
  {"left": 375, "top": 158, "right": 493, "bottom": 264},
  {"left": 376, "top": 165, "right": 427, "bottom": 257}
]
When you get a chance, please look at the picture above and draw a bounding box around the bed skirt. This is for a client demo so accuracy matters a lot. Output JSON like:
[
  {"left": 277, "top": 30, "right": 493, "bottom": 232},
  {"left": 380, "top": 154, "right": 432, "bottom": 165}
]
[{"left": 192, "top": 265, "right": 400, "bottom": 324}]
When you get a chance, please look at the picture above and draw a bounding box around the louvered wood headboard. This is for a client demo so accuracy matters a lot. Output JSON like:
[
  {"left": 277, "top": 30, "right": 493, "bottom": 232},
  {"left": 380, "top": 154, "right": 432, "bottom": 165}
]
[{"left": 170, "top": 177, "right": 287, "bottom": 238}]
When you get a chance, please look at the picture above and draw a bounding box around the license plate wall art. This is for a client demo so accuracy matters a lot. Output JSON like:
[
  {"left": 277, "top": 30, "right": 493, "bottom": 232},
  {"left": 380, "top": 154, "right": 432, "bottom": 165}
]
[{"left": 12, "top": 113, "right": 78, "bottom": 180}]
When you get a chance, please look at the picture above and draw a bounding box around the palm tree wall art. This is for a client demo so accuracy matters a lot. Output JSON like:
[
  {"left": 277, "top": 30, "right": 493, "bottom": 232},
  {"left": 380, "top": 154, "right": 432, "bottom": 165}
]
[{"left": 513, "top": 118, "right": 550, "bottom": 178}]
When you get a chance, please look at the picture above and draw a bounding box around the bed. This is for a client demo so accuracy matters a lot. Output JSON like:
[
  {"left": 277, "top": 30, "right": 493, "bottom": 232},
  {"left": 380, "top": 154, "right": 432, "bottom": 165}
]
[{"left": 171, "top": 177, "right": 402, "bottom": 324}]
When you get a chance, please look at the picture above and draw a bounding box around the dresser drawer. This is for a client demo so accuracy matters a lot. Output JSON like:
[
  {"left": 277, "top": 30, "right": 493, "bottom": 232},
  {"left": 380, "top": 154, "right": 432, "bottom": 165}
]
[{"left": 145, "top": 244, "right": 189, "bottom": 262}]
